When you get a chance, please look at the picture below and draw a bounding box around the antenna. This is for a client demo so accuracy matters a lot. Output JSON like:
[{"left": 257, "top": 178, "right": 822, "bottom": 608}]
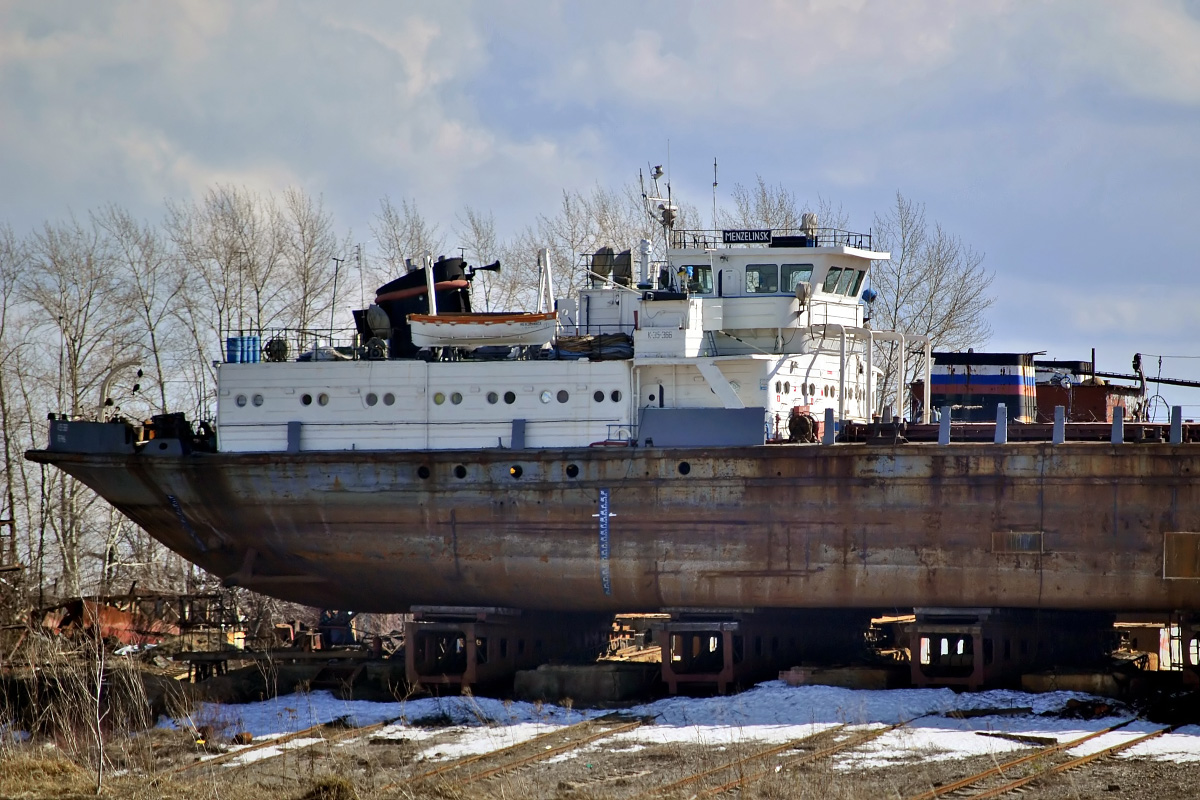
[
  {"left": 356, "top": 243, "right": 364, "bottom": 307},
  {"left": 712, "top": 157, "right": 718, "bottom": 230},
  {"left": 330, "top": 255, "right": 345, "bottom": 345}
]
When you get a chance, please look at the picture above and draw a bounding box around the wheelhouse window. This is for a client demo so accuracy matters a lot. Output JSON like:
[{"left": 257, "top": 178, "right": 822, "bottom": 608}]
[
  {"left": 822, "top": 267, "right": 843, "bottom": 293},
  {"left": 745, "top": 264, "right": 778, "bottom": 294},
  {"left": 835, "top": 267, "right": 856, "bottom": 295},
  {"left": 782, "top": 264, "right": 813, "bottom": 292},
  {"left": 683, "top": 265, "right": 714, "bottom": 294},
  {"left": 849, "top": 270, "right": 866, "bottom": 296}
]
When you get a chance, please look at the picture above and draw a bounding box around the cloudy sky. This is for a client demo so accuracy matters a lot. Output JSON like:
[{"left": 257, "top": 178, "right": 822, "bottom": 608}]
[{"left": 3, "top": 0, "right": 1200, "bottom": 407}]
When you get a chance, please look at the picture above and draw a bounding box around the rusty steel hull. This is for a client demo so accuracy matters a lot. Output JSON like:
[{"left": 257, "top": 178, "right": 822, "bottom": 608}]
[{"left": 24, "top": 442, "right": 1200, "bottom": 613}]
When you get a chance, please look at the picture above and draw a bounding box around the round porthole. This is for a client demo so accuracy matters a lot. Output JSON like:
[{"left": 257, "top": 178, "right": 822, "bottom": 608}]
[
  {"left": 366, "top": 392, "right": 378, "bottom": 406},
  {"left": 451, "top": 392, "right": 463, "bottom": 405},
  {"left": 557, "top": 390, "right": 569, "bottom": 403},
  {"left": 566, "top": 464, "right": 579, "bottom": 478},
  {"left": 235, "top": 394, "right": 247, "bottom": 407},
  {"left": 539, "top": 390, "right": 552, "bottom": 404},
  {"left": 318, "top": 393, "right": 329, "bottom": 406},
  {"left": 504, "top": 391, "right": 516, "bottom": 404},
  {"left": 784, "top": 381, "right": 790, "bottom": 394},
  {"left": 487, "top": 392, "right": 498, "bottom": 404},
  {"left": 809, "top": 383, "right": 816, "bottom": 396},
  {"left": 454, "top": 465, "right": 467, "bottom": 479},
  {"left": 678, "top": 461, "right": 691, "bottom": 475},
  {"left": 611, "top": 390, "right": 622, "bottom": 402},
  {"left": 775, "top": 381, "right": 781, "bottom": 393},
  {"left": 384, "top": 393, "right": 395, "bottom": 405},
  {"left": 417, "top": 466, "right": 430, "bottom": 479},
  {"left": 509, "top": 465, "right": 523, "bottom": 479},
  {"left": 301, "top": 394, "right": 313, "bottom": 406},
  {"left": 433, "top": 392, "right": 446, "bottom": 405},
  {"left": 593, "top": 390, "right": 604, "bottom": 403},
  {"left": 252, "top": 394, "right": 264, "bottom": 407}
]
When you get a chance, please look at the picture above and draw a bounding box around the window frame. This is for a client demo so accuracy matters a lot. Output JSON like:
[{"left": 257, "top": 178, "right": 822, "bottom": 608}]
[{"left": 745, "top": 263, "right": 779, "bottom": 294}]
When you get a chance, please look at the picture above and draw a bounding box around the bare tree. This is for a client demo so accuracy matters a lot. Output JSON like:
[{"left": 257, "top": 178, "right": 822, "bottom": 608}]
[
  {"left": 0, "top": 225, "right": 32, "bottom": 592},
  {"left": 279, "top": 188, "right": 342, "bottom": 334},
  {"left": 720, "top": 175, "right": 849, "bottom": 232},
  {"left": 455, "top": 206, "right": 509, "bottom": 311},
  {"left": 96, "top": 205, "right": 182, "bottom": 415},
  {"left": 369, "top": 196, "right": 445, "bottom": 286},
  {"left": 871, "top": 192, "right": 994, "bottom": 416},
  {"left": 21, "top": 215, "right": 139, "bottom": 597}
]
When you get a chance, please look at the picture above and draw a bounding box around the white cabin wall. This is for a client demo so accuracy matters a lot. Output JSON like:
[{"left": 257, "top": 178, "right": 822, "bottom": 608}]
[{"left": 217, "top": 360, "right": 634, "bottom": 452}]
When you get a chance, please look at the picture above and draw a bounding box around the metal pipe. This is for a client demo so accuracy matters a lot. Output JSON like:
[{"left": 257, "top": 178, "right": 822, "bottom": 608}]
[
  {"left": 922, "top": 339, "right": 932, "bottom": 424},
  {"left": 98, "top": 358, "right": 140, "bottom": 420},
  {"left": 838, "top": 327, "right": 847, "bottom": 423},
  {"left": 423, "top": 254, "right": 438, "bottom": 317},
  {"left": 639, "top": 239, "right": 653, "bottom": 286},
  {"left": 540, "top": 247, "right": 556, "bottom": 312},
  {"left": 865, "top": 329, "right": 875, "bottom": 418}
]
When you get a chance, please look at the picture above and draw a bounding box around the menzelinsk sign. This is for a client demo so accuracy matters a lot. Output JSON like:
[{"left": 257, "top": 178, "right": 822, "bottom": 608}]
[{"left": 722, "top": 229, "right": 772, "bottom": 244}]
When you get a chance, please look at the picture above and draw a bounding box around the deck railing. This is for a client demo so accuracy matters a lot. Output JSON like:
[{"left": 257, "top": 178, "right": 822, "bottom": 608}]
[{"left": 670, "top": 228, "right": 874, "bottom": 251}]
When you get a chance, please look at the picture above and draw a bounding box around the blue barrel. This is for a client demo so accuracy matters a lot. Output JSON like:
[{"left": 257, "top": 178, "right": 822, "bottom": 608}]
[
  {"left": 245, "top": 335, "right": 261, "bottom": 363},
  {"left": 226, "top": 336, "right": 242, "bottom": 363}
]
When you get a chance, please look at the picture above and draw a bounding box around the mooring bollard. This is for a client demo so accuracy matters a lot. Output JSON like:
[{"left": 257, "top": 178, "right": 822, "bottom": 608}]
[
  {"left": 1053, "top": 405, "right": 1065, "bottom": 445},
  {"left": 1172, "top": 405, "right": 1183, "bottom": 445},
  {"left": 1111, "top": 406, "right": 1124, "bottom": 444},
  {"left": 994, "top": 403, "right": 1008, "bottom": 444},
  {"left": 938, "top": 406, "right": 951, "bottom": 445},
  {"left": 822, "top": 407, "right": 836, "bottom": 445}
]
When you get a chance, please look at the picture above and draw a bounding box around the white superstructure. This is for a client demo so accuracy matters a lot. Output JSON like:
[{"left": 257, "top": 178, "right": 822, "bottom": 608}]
[{"left": 216, "top": 227, "right": 930, "bottom": 453}]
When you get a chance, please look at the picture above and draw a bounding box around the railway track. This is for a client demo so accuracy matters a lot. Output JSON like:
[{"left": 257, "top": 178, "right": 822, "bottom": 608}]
[
  {"left": 161, "top": 717, "right": 394, "bottom": 782},
  {"left": 904, "top": 718, "right": 1176, "bottom": 799},
  {"left": 379, "top": 713, "right": 644, "bottom": 794},
  {"left": 634, "top": 717, "right": 923, "bottom": 799}
]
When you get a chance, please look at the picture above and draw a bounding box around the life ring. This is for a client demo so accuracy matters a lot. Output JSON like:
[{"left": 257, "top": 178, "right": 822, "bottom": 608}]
[{"left": 375, "top": 280, "right": 469, "bottom": 303}]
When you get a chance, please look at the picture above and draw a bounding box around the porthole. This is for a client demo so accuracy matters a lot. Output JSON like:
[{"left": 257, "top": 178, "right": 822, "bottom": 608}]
[
  {"left": 593, "top": 390, "right": 604, "bottom": 403},
  {"left": 383, "top": 393, "right": 395, "bottom": 405},
  {"left": 649, "top": 393, "right": 656, "bottom": 402},
  {"left": 557, "top": 390, "right": 569, "bottom": 403},
  {"left": 318, "top": 393, "right": 329, "bottom": 406},
  {"left": 235, "top": 394, "right": 247, "bottom": 407},
  {"left": 510, "top": 465, "right": 523, "bottom": 479},
  {"left": 454, "top": 465, "right": 467, "bottom": 479},
  {"left": 611, "top": 390, "right": 622, "bottom": 402},
  {"left": 301, "top": 394, "right": 313, "bottom": 406},
  {"left": 487, "top": 391, "right": 498, "bottom": 404},
  {"left": 252, "top": 394, "right": 264, "bottom": 407},
  {"left": 433, "top": 392, "right": 446, "bottom": 405},
  {"left": 775, "top": 381, "right": 781, "bottom": 393},
  {"left": 366, "top": 392, "right": 378, "bottom": 406},
  {"left": 539, "top": 390, "right": 552, "bottom": 404},
  {"left": 809, "top": 383, "right": 816, "bottom": 396},
  {"left": 566, "top": 464, "right": 579, "bottom": 478},
  {"left": 678, "top": 461, "right": 691, "bottom": 475},
  {"left": 504, "top": 391, "right": 516, "bottom": 404},
  {"left": 417, "top": 466, "right": 430, "bottom": 479},
  {"left": 451, "top": 392, "right": 463, "bottom": 405},
  {"left": 784, "top": 381, "right": 790, "bottom": 394}
]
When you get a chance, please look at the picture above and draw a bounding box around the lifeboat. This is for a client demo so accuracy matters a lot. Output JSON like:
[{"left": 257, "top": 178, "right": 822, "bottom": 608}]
[{"left": 407, "top": 311, "right": 558, "bottom": 348}]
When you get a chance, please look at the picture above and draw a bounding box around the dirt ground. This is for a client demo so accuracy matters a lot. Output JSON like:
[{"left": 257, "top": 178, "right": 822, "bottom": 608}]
[{"left": 2, "top": 722, "right": 1198, "bottom": 800}]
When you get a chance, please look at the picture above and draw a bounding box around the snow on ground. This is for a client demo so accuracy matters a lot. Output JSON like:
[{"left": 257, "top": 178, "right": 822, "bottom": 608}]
[{"left": 161, "top": 680, "right": 1200, "bottom": 768}]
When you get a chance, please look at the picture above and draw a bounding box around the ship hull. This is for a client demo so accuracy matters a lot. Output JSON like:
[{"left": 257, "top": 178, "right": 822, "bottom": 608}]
[{"left": 25, "top": 442, "right": 1200, "bottom": 614}]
